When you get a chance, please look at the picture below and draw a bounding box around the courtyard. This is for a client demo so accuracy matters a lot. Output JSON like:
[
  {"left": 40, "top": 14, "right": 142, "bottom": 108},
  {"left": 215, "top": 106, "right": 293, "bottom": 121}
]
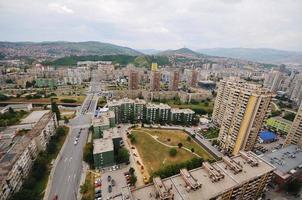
[{"left": 130, "top": 128, "right": 214, "bottom": 175}]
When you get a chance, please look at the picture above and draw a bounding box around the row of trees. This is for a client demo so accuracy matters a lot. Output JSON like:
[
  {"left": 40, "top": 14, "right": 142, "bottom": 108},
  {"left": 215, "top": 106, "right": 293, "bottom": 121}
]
[{"left": 10, "top": 126, "right": 68, "bottom": 200}]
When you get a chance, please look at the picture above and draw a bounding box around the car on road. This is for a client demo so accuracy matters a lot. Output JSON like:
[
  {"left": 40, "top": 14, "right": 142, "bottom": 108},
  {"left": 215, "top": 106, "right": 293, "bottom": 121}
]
[
  {"left": 108, "top": 185, "right": 112, "bottom": 193},
  {"left": 107, "top": 175, "right": 111, "bottom": 182},
  {"left": 111, "top": 179, "right": 115, "bottom": 186},
  {"left": 95, "top": 192, "right": 102, "bottom": 198},
  {"left": 74, "top": 140, "right": 78, "bottom": 145}
]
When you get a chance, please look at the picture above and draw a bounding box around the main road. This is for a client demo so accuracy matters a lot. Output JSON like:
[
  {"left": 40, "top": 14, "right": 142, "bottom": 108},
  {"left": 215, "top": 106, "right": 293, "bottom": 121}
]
[{"left": 47, "top": 71, "right": 100, "bottom": 200}]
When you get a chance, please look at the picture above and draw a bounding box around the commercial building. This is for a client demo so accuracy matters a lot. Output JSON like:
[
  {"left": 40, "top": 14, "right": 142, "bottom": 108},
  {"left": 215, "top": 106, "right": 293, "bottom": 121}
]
[
  {"left": 262, "top": 145, "right": 302, "bottom": 187},
  {"left": 128, "top": 151, "right": 275, "bottom": 200},
  {"left": 214, "top": 78, "right": 273, "bottom": 155},
  {"left": 284, "top": 104, "right": 302, "bottom": 147},
  {"left": 266, "top": 117, "right": 292, "bottom": 134},
  {"left": 169, "top": 70, "right": 179, "bottom": 91},
  {"left": 128, "top": 69, "right": 139, "bottom": 90},
  {"left": 150, "top": 71, "right": 161, "bottom": 91}
]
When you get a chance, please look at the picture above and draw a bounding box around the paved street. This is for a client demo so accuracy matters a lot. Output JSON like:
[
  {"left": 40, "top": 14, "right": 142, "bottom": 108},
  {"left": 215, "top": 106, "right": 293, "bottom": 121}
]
[{"left": 47, "top": 73, "right": 100, "bottom": 200}]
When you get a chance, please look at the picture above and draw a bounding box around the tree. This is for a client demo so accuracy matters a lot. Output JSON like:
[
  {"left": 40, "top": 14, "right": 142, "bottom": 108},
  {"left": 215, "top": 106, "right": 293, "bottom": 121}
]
[
  {"left": 80, "top": 182, "right": 89, "bottom": 194},
  {"left": 129, "top": 167, "right": 135, "bottom": 175},
  {"left": 130, "top": 175, "right": 137, "bottom": 185},
  {"left": 187, "top": 136, "right": 192, "bottom": 142},
  {"left": 83, "top": 143, "right": 94, "bottom": 168},
  {"left": 178, "top": 143, "right": 183, "bottom": 148},
  {"left": 64, "top": 116, "right": 69, "bottom": 124},
  {"left": 191, "top": 148, "right": 195, "bottom": 153},
  {"left": 51, "top": 101, "right": 61, "bottom": 121},
  {"left": 283, "top": 112, "right": 296, "bottom": 122},
  {"left": 169, "top": 148, "right": 177, "bottom": 157},
  {"left": 284, "top": 179, "right": 302, "bottom": 196},
  {"left": 116, "top": 148, "right": 130, "bottom": 164}
]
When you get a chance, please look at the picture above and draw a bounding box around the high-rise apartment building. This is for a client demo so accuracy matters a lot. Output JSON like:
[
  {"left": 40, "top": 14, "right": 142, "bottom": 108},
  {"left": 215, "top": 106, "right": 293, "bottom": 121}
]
[
  {"left": 185, "top": 69, "right": 198, "bottom": 87},
  {"left": 128, "top": 69, "right": 139, "bottom": 90},
  {"left": 263, "top": 70, "right": 285, "bottom": 92},
  {"left": 150, "top": 71, "right": 161, "bottom": 91},
  {"left": 214, "top": 78, "right": 273, "bottom": 155},
  {"left": 169, "top": 70, "right": 180, "bottom": 91},
  {"left": 284, "top": 104, "right": 302, "bottom": 147}
]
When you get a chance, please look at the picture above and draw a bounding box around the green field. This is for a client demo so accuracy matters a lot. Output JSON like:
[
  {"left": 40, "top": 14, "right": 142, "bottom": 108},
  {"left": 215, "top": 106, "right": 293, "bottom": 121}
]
[{"left": 131, "top": 128, "right": 213, "bottom": 174}]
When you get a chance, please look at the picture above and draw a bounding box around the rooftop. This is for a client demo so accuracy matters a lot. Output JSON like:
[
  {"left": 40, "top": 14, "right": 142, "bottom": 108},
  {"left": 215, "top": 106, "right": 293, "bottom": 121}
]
[
  {"left": 131, "top": 151, "right": 275, "bottom": 200},
  {"left": 262, "top": 145, "right": 302, "bottom": 179},
  {"left": 27, "top": 112, "right": 54, "bottom": 139},
  {"left": 171, "top": 108, "right": 194, "bottom": 114},
  {"left": 103, "top": 128, "right": 121, "bottom": 139},
  {"left": 146, "top": 103, "right": 171, "bottom": 109},
  {"left": 270, "top": 116, "right": 293, "bottom": 125},
  {"left": 93, "top": 138, "right": 114, "bottom": 154},
  {"left": 0, "top": 136, "right": 31, "bottom": 182},
  {"left": 21, "top": 110, "right": 50, "bottom": 125}
]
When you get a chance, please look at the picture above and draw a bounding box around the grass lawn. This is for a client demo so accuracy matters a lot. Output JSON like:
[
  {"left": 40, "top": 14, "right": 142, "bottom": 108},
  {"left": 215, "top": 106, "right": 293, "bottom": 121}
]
[
  {"left": 155, "top": 99, "right": 214, "bottom": 114},
  {"left": 56, "top": 95, "right": 86, "bottom": 103},
  {"left": 131, "top": 130, "right": 196, "bottom": 174},
  {"left": 137, "top": 128, "right": 214, "bottom": 161},
  {"left": 202, "top": 127, "right": 220, "bottom": 139},
  {"left": 81, "top": 172, "right": 94, "bottom": 200}
]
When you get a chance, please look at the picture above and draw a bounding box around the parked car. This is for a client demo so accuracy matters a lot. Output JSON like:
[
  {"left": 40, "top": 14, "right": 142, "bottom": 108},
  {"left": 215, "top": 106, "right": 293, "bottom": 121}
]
[
  {"left": 111, "top": 179, "right": 115, "bottom": 186},
  {"left": 108, "top": 185, "right": 112, "bottom": 193},
  {"left": 107, "top": 175, "right": 111, "bottom": 182}
]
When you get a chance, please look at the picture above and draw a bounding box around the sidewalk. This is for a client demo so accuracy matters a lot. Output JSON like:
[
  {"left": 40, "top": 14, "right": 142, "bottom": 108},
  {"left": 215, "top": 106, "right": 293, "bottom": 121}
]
[{"left": 77, "top": 162, "right": 89, "bottom": 200}]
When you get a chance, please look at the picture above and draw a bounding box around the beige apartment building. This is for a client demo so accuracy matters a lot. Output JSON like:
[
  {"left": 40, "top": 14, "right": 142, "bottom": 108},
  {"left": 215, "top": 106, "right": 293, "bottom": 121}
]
[
  {"left": 122, "top": 151, "right": 275, "bottom": 200},
  {"left": 284, "top": 104, "right": 302, "bottom": 147},
  {"left": 213, "top": 78, "right": 273, "bottom": 155}
]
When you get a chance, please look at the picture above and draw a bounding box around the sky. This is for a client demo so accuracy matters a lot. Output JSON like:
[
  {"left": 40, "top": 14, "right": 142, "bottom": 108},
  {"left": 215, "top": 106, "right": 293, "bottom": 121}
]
[{"left": 0, "top": 0, "right": 301, "bottom": 51}]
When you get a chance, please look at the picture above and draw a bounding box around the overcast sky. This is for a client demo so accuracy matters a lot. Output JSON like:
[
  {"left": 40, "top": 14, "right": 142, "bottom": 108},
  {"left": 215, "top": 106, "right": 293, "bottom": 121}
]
[{"left": 0, "top": 0, "right": 301, "bottom": 51}]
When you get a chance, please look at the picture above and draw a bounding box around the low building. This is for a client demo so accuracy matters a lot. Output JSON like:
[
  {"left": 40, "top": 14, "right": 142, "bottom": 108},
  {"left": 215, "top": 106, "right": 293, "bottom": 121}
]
[
  {"left": 266, "top": 117, "right": 292, "bottom": 134},
  {"left": 0, "top": 104, "right": 33, "bottom": 114},
  {"left": 93, "top": 138, "right": 114, "bottom": 168},
  {"left": 129, "top": 151, "right": 275, "bottom": 200},
  {"left": 262, "top": 145, "right": 302, "bottom": 188},
  {"left": 259, "top": 130, "right": 277, "bottom": 143}
]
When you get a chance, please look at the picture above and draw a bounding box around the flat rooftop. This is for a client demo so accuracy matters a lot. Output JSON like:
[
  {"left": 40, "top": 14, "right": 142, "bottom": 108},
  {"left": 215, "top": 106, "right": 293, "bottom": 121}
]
[
  {"left": 171, "top": 108, "right": 194, "bottom": 114},
  {"left": 146, "top": 103, "right": 171, "bottom": 109},
  {"left": 131, "top": 151, "right": 275, "bottom": 200},
  {"left": 93, "top": 138, "right": 114, "bottom": 154},
  {"left": 262, "top": 145, "right": 302, "bottom": 178},
  {"left": 270, "top": 116, "right": 293, "bottom": 125},
  {"left": 21, "top": 110, "right": 50, "bottom": 124},
  {"left": 103, "top": 128, "right": 121, "bottom": 139}
]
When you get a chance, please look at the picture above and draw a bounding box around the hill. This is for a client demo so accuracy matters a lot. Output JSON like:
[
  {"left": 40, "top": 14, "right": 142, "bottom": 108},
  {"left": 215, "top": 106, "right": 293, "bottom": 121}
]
[
  {"left": 158, "top": 48, "right": 207, "bottom": 58},
  {"left": 0, "top": 41, "right": 143, "bottom": 59},
  {"left": 197, "top": 48, "right": 302, "bottom": 64}
]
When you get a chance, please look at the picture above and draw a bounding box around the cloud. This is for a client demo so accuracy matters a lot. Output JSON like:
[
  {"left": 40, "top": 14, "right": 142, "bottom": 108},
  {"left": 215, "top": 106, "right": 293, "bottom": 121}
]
[
  {"left": 0, "top": 0, "right": 301, "bottom": 51},
  {"left": 48, "top": 3, "right": 73, "bottom": 14}
]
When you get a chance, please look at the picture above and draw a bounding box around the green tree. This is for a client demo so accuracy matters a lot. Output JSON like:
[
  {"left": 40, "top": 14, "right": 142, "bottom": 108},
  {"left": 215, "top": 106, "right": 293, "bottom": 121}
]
[
  {"left": 83, "top": 143, "right": 94, "bottom": 168},
  {"left": 187, "top": 136, "right": 192, "bottom": 142},
  {"left": 178, "top": 142, "right": 183, "bottom": 148},
  {"left": 130, "top": 175, "right": 137, "bottom": 185},
  {"left": 284, "top": 179, "right": 302, "bottom": 195},
  {"left": 169, "top": 148, "right": 177, "bottom": 157},
  {"left": 64, "top": 116, "right": 69, "bottom": 124},
  {"left": 129, "top": 167, "right": 135, "bottom": 175},
  {"left": 116, "top": 148, "right": 130, "bottom": 164},
  {"left": 191, "top": 148, "right": 195, "bottom": 153},
  {"left": 51, "top": 101, "right": 61, "bottom": 121}
]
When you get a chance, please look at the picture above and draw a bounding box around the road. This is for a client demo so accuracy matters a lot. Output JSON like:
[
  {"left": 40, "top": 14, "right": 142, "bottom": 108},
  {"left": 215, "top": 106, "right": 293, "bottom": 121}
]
[{"left": 47, "top": 71, "right": 100, "bottom": 200}]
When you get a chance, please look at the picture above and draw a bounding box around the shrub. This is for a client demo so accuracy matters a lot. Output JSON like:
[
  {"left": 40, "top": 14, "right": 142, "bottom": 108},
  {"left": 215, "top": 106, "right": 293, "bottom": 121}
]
[
  {"left": 60, "top": 98, "right": 77, "bottom": 103},
  {"left": 169, "top": 148, "right": 177, "bottom": 157}
]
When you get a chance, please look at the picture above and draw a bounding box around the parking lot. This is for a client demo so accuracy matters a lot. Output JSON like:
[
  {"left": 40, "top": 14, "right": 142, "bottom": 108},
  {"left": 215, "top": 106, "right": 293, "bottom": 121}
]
[{"left": 99, "top": 165, "right": 130, "bottom": 200}]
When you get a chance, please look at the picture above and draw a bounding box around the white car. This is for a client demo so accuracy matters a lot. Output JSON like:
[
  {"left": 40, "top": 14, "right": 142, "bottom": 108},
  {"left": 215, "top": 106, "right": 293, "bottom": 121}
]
[{"left": 74, "top": 140, "right": 78, "bottom": 145}]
